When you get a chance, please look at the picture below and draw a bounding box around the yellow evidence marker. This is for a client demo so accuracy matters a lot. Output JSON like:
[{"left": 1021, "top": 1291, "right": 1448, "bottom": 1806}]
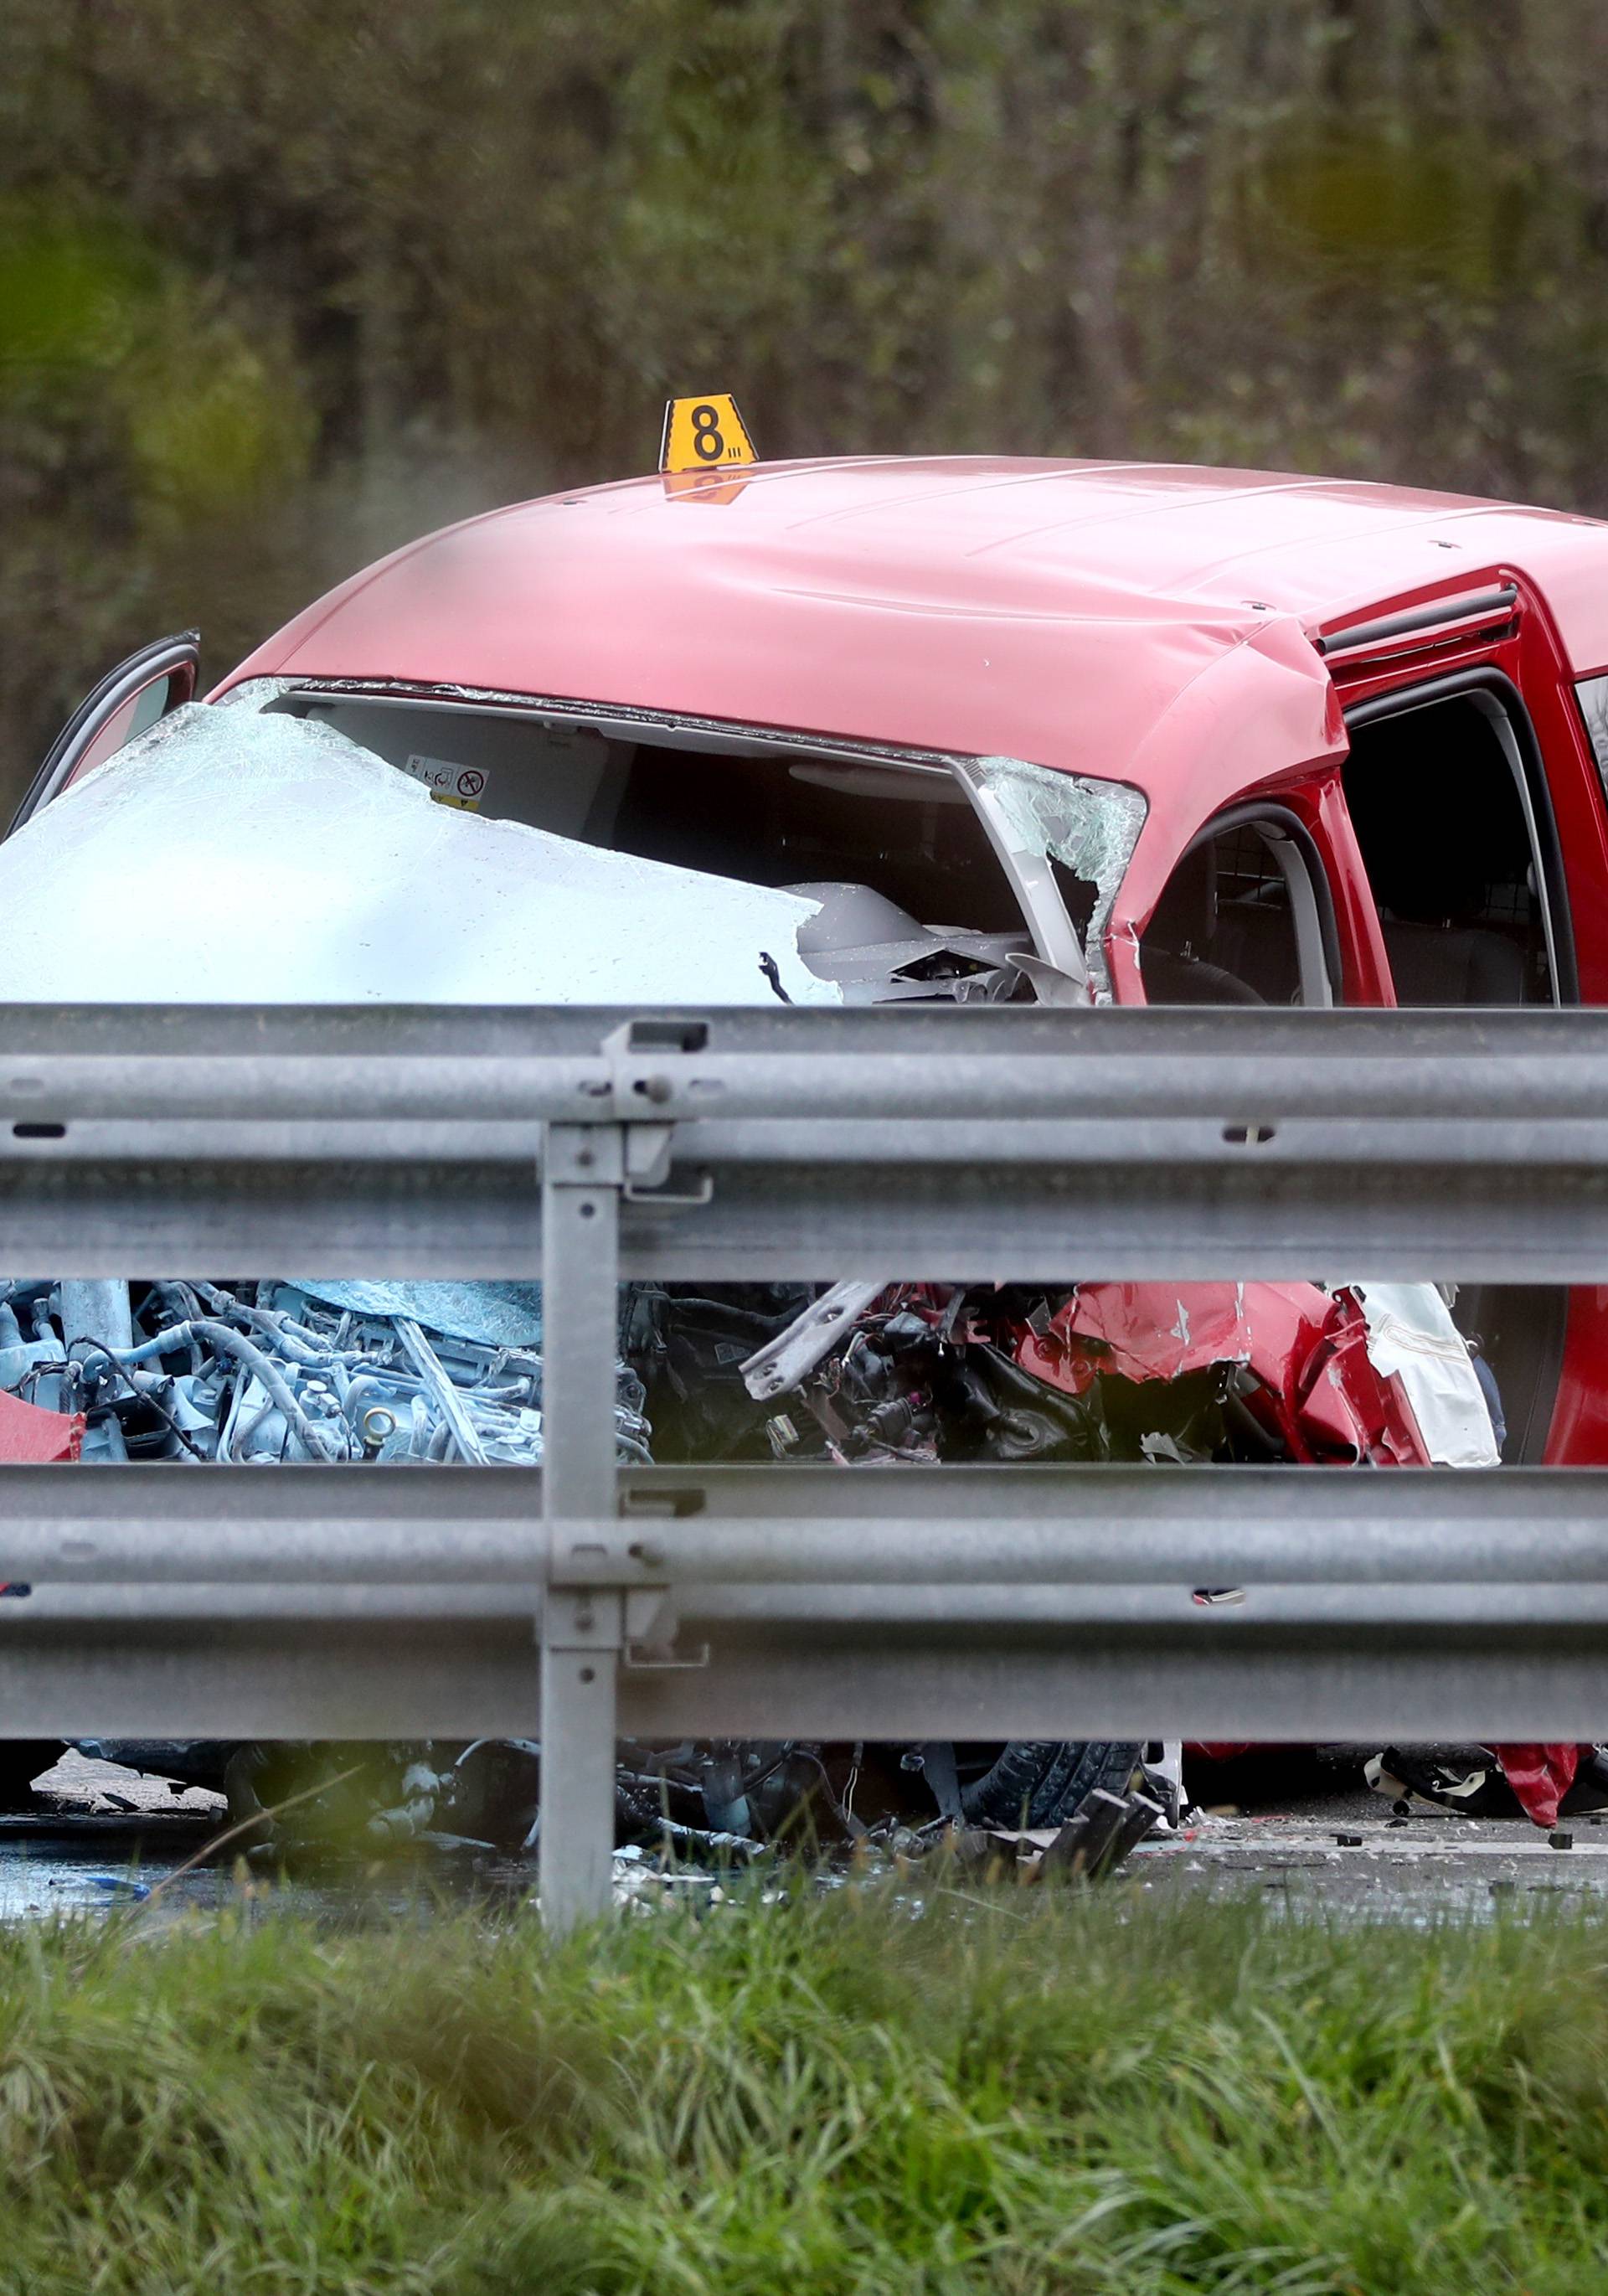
[{"left": 659, "top": 394, "right": 758, "bottom": 474}]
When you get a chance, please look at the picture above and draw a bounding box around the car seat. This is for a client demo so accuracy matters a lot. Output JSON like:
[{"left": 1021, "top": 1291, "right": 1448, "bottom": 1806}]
[{"left": 1379, "top": 920, "right": 1527, "bottom": 1005}]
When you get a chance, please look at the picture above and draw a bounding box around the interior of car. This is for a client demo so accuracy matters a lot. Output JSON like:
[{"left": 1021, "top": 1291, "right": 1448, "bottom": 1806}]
[
  {"left": 1138, "top": 818, "right": 1326, "bottom": 1005},
  {"left": 1343, "top": 689, "right": 1569, "bottom": 1451},
  {"left": 1340, "top": 692, "right": 1554, "bottom": 1006},
  {"left": 273, "top": 692, "right": 1038, "bottom": 1004}
]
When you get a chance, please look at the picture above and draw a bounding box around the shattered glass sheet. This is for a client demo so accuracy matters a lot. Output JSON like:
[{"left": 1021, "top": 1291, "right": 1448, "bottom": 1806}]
[
  {"left": 0, "top": 705, "right": 840, "bottom": 1008},
  {"left": 286, "top": 1279, "right": 544, "bottom": 1351},
  {"left": 958, "top": 755, "right": 1147, "bottom": 1001}
]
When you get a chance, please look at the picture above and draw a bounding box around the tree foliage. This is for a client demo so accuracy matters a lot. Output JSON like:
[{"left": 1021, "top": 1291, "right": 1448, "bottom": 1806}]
[{"left": 4, "top": 0, "right": 1608, "bottom": 802}]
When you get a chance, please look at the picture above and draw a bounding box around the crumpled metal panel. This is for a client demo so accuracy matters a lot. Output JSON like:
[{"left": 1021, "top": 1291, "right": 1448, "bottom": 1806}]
[
  {"left": 0, "top": 1389, "right": 83, "bottom": 1465},
  {"left": 1019, "top": 1279, "right": 1435, "bottom": 1467},
  {"left": 1019, "top": 1280, "right": 1324, "bottom": 1388},
  {"left": 1106, "top": 613, "right": 1348, "bottom": 978},
  {"left": 218, "top": 457, "right": 1608, "bottom": 774}
]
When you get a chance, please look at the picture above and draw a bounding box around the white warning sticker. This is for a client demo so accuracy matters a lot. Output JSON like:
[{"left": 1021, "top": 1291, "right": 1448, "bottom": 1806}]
[{"left": 401, "top": 754, "right": 489, "bottom": 812}]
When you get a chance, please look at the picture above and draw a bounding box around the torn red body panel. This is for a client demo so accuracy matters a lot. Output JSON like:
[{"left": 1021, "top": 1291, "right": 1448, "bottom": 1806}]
[
  {"left": 1016, "top": 1281, "right": 1431, "bottom": 1466},
  {"left": 0, "top": 1388, "right": 84, "bottom": 1464},
  {"left": 1490, "top": 1743, "right": 1583, "bottom": 1829}
]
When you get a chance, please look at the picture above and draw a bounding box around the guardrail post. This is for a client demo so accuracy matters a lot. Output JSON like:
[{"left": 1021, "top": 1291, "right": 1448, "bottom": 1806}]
[{"left": 538, "top": 1120, "right": 625, "bottom": 1931}]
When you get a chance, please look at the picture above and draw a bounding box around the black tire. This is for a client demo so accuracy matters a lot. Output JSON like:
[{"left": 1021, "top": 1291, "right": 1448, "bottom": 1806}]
[
  {"left": 957, "top": 1740, "right": 1144, "bottom": 1829},
  {"left": 0, "top": 1740, "right": 64, "bottom": 1809}
]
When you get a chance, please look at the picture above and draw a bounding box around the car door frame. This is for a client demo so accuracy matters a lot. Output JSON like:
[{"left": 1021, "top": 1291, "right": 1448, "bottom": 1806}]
[
  {"left": 8, "top": 631, "right": 200, "bottom": 836},
  {"left": 1135, "top": 796, "right": 1344, "bottom": 1009},
  {"left": 1340, "top": 663, "right": 1579, "bottom": 1007},
  {"left": 1332, "top": 659, "right": 1576, "bottom": 1461}
]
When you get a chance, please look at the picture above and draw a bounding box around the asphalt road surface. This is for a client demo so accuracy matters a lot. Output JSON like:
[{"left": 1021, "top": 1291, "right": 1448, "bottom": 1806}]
[{"left": 3, "top": 1750, "right": 1605, "bottom": 1926}]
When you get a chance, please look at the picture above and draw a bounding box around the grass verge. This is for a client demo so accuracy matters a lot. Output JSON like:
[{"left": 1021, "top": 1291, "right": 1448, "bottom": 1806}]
[{"left": 1, "top": 1881, "right": 1606, "bottom": 2293}]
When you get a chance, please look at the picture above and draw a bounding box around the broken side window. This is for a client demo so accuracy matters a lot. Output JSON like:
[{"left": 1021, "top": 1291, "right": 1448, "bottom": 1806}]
[
  {"left": 1577, "top": 671, "right": 1608, "bottom": 796},
  {"left": 954, "top": 753, "right": 1148, "bottom": 1003}
]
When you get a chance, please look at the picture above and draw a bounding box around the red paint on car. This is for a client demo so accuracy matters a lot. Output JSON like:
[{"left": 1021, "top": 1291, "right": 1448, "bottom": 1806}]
[{"left": 0, "top": 1389, "right": 85, "bottom": 1464}]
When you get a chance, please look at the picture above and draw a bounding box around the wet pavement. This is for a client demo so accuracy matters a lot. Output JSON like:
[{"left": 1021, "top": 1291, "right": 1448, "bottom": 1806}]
[
  {"left": 8, "top": 1752, "right": 1608, "bottom": 1926},
  {"left": 1129, "top": 1752, "right": 1608, "bottom": 1920},
  {"left": 0, "top": 1755, "right": 226, "bottom": 1921},
  {"left": 1132, "top": 1808, "right": 1608, "bottom": 1921},
  {"left": 0, "top": 1755, "right": 518, "bottom": 1926},
  {"left": 0, "top": 1814, "right": 209, "bottom": 1919}
]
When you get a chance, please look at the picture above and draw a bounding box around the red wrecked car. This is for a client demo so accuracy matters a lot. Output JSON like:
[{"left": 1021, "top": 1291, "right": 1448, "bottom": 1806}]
[{"left": 7, "top": 431, "right": 1608, "bottom": 1832}]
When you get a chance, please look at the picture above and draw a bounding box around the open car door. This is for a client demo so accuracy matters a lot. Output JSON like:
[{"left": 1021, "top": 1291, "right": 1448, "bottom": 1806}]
[{"left": 8, "top": 631, "right": 199, "bottom": 835}]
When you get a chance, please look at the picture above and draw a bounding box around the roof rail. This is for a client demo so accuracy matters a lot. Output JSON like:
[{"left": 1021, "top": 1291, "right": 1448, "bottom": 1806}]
[{"left": 1316, "top": 581, "right": 1519, "bottom": 662}]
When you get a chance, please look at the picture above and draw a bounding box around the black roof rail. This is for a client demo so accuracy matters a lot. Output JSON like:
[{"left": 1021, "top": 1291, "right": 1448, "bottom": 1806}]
[{"left": 1316, "top": 582, "right": 1519, "bottom": 660}]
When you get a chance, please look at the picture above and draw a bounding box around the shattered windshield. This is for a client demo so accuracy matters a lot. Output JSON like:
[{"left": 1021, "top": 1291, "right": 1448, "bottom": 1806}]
[
  {"left": 0, "top": 688, "right": 1147, "bottom": 1008},
  {"left": 0, "top": 704, "right": 843, "bottom": 1007}
]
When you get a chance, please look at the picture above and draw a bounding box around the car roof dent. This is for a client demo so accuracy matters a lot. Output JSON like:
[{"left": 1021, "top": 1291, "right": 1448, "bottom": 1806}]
[
  {"left": 214, "top": 456, "right": 1608, "bottom": 835},
  {"left": 1111, "top": 610, "right": 1348, "bottom": 941}
]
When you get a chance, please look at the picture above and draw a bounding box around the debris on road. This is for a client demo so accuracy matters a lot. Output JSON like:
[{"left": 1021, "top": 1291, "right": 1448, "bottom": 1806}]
[
  {"left": 0, "top": 1262, "right": 1512, "bottom": 1869},
  {"left": 1366, "top": 1744, "right": 1608, "bottom": 1829}
]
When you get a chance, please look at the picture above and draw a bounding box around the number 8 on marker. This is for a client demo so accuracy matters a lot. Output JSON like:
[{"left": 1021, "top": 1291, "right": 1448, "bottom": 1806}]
[{"left": 691, "top": 405, "right": 725, "bottom": 461}]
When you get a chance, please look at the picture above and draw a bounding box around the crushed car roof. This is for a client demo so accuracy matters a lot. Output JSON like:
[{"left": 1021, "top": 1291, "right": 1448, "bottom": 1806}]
[{"left": 222, "top": 457, "right": 1608, "bottom": 816}]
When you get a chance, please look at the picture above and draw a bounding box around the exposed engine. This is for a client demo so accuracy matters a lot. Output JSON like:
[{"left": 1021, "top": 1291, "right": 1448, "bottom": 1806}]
[{"left": 0, "top": 1276, "right": 647, "bottom": 1468}]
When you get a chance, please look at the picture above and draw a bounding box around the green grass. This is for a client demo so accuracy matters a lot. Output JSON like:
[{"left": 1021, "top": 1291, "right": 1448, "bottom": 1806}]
[{"left": 2, "top": 1881, "right": 1607, "bottom": 2293}]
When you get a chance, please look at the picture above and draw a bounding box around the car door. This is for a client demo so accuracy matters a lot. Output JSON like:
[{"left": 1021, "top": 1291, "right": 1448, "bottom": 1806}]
[
  {"left": 1333, "top": 665, "right": 1577, "bottom": 1460},
  {"left": 8, "top": 632, "right": 199, "bottom": 835}
]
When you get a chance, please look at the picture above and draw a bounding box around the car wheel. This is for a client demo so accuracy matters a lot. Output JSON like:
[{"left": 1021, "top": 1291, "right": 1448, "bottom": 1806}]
[{"left": 956, "top": 1739, "right": 1145, "bottom": 1829}]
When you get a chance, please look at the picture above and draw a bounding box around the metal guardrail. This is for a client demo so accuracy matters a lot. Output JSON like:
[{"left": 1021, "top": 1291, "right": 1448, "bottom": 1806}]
[{"left": 5, "top": 1002, "right": 1608, "bottom": 1924}]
